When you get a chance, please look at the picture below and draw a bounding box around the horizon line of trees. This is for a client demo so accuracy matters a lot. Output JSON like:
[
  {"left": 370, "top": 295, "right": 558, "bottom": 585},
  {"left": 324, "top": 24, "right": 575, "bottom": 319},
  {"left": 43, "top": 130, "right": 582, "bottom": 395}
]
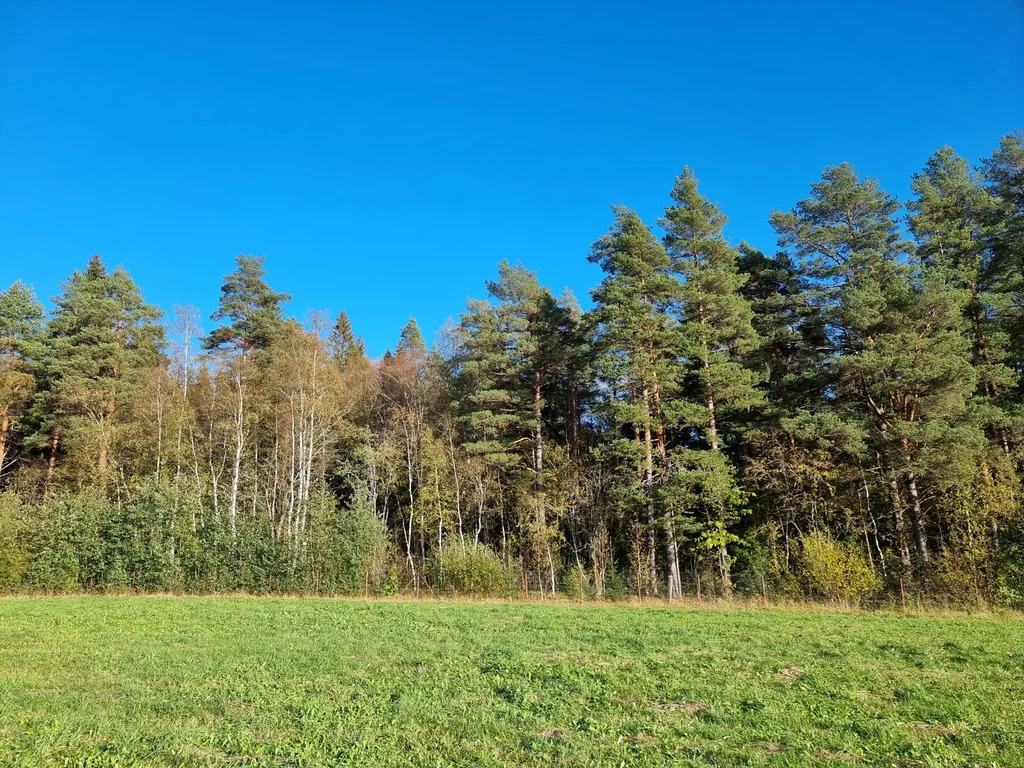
[{"left": 1, "top": 131, "right": 1023, "bottom": 606}]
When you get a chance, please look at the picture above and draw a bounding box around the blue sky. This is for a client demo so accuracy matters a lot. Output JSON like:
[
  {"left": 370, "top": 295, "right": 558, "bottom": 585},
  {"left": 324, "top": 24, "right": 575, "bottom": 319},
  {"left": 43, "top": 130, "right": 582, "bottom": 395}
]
[{"left": 2, "top": 1, "right": 1022, "bottom": 355}]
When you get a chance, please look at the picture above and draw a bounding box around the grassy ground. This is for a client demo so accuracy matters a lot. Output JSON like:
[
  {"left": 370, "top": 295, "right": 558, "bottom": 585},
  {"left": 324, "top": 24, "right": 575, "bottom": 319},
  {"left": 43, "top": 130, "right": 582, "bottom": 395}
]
[{"left": 0, "top": 597, "right": 1020, "bottom": 767}]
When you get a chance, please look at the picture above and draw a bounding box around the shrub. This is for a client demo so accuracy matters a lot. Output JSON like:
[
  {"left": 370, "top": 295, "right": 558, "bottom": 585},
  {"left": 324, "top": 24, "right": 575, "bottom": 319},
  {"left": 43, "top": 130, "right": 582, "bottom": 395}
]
[
  {"left": 23, "top": 491, "right": 110, "bottom": 592},
  {"left": 314, "top": 493, "right": 391, "bottom": 594},
  {"left": 800, "top": 532, "right": 882, "bottom": 605},
  {"left": 930, "top": 544, "right": 998, "bottom": 607},
  {"left": 427, "top": 543, "right": 514, "bottom": 596},
  {"left": 0, "top": 492, "right": 29, "bottom": 590},
  {"left": 603, "top": 567, "right": 630, "bottom": 600},
  {"left": 562, "top": 563, "right": 590, "bottom": 599},
  {"left": 996, "top": 541, "right": 1024, "bottom": 609}
]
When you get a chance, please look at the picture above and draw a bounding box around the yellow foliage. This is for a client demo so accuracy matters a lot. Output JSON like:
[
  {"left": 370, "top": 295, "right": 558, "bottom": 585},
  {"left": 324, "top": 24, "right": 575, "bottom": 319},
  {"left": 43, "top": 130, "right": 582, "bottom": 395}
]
[{"left": 800, "top": 532, "right": 881, "bottom": 605}]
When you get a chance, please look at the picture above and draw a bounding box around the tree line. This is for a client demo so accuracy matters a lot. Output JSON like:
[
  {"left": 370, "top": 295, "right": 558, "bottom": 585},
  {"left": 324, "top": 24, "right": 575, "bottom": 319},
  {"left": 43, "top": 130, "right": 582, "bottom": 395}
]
[{"left": 1, "top": 132, "right": 1023, "bottom": 606}]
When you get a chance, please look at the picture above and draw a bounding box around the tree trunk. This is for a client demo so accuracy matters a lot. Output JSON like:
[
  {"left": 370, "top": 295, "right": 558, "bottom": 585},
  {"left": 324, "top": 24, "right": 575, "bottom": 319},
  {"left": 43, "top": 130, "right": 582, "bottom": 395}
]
[
  {"left": 718, "top": 543, "right": 733, "bottom": 597},
  {"left": 43, "top": 428, "right": 60, "bottom": 501},
  {"left": 888, "top": 472, "right": 913, "bottom": 580},
  {"left": 704, "top": 378, "right": 731, "bottom": 594},
  {"left": 404, "top": 422, "right": 417, "bottom": 579},
  {"left": 448, "top": 430, "right": 465, "bottom": 551},
  {"left": 97, "top": 415, "right": 109, "bottom": 480},
  {"left": 641, "top": 381, "right": 660, "bottom": 596},
  {"left": 664, "top": 509, "right": 681, "bottom": 599},
  {"left": 533, "top": 371, "right": 555, "bottom": 594},
  {"left": 906, "top": 472, "right": 929, "bottom": 572},
  {"left": 705, "top": 382, "right": 719, "bottom": 451},
  {"left": 0, "top": 410, "right": 9, "bottom": 478},
  {"left": 228, "top": 373, "right": 244, "bottom": 540}
]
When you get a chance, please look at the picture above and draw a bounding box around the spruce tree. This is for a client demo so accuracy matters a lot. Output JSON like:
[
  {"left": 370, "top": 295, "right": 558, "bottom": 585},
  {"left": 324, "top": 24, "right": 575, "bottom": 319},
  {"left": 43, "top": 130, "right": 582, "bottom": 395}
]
[
  {"left": 328, "top": 310, "right": 365, "bottom": 368},
  {"left": 396, "top": 318, "right": 427, "bottom": 358}
]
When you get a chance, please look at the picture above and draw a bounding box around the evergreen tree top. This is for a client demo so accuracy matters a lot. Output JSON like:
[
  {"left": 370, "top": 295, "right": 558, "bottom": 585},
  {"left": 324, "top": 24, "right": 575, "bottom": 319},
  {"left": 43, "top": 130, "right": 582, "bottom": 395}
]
[
  {"left": 397, "top": 317, "right": 427, "bottom": 357},
  {"left": 771, "top": 163, "right": 909, "bottom": 283},
  {"left": 204, "top": 255, "right": 291, "bottom": 356},
  {"left": 0, "top": 281, "right": 45, "bottom": 357},
  {"left": 908, "top": 147, "right": 994, "bottom": 284},
  {"left": 329, "top": 310, "right": 366, "bottom": 365}
]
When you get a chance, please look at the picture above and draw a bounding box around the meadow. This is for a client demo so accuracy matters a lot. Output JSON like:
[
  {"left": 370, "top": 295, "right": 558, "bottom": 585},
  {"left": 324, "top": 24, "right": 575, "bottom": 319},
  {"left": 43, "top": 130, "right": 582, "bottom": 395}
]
[{"left": 0, "top": 597, "right": 1020, "bottom": 767}]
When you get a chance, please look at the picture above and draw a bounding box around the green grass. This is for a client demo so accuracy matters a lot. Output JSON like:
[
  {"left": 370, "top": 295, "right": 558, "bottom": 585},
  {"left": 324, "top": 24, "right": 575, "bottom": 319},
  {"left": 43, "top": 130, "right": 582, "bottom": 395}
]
[{"left": 0, "top": 598, "right": 1021, "bottom": 766}]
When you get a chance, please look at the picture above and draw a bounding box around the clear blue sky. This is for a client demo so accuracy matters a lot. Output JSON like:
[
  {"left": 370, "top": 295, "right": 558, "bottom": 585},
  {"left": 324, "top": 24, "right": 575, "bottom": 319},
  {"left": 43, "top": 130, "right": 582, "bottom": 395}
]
[{"left": 2, "top": 1, "right": 1022, "bottom": 355}]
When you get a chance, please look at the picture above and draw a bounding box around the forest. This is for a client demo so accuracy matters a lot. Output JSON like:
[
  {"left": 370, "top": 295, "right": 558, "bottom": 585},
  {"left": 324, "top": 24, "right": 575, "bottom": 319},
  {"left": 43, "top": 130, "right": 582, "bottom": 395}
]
[{"left": 1, "top": 131, "right": 1022, "bottom": 607}]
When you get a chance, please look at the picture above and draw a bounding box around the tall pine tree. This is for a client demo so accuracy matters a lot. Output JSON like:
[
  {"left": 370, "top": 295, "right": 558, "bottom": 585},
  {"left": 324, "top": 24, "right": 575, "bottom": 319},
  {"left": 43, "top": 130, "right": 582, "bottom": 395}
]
[
  {"left": 588, "top": 206, "right": 685, "bottom": 597},
  {"left": 660, "top": 168, "right": 762, "bottom": 594},
  {"left": 773, "top": 165, "right": 981, "bottom": 582},
  {"left": 0, "top": 281, "right": 45, "bottom": 479},
  {"left": 38, "top": 256, "right": 163, "bottom": 490},
  {"left": 204, "top": 255, "right": 290, "bottom": 357}
]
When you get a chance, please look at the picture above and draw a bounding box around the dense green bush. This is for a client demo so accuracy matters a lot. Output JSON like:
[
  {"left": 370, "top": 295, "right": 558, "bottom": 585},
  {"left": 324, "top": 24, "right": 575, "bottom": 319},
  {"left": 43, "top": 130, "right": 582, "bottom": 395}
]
[
  {"left": 562, "top": 563, "right": 590, "bottom": 599},
  {"left": 800, "top": 532, "right": 882, "bottom": 605},
  {"left": 427, "top": 543, "right": 515, "bottom": 596},
  {"left": 996, "top": 540, "right": 1024, "bottom": 609},
  {"left": 0, "top": 493, "right": 29, "bottom": 590},
  {"left": 314, "top": 494, "right": 391, "bottom": 594}
]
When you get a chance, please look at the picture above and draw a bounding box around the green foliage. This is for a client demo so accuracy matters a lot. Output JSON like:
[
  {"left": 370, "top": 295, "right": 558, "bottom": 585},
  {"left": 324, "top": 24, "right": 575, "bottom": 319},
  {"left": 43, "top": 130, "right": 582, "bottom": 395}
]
[
  {"left": 0, "top": 282, "right": 46, "bottom": 468},
  {"left": 561, "top": 562, "right": 590, "bottom": 599},
  {"left": 3, "top": 136, "right": 1024, "bottom": 609},
  {"left": 427, "top": 543, "right": 516, "bottom": 596},
  {"left": 204, "top": 254, "right": 291, "bottom": 355},
  {"left": 799, "top": 532, "right": 882, "bottom": 605},
  {"left": 328, "top": 309, "right": 366, "bottom": 366},
  {"left": 317, "top": 495, "right": 391, "bottom": 594},
  {"left": 396, "top": 317, "right": 427, "bottom": 357},
  {"left": 0, "top": 493, "right": 29, "bottom": 590}
]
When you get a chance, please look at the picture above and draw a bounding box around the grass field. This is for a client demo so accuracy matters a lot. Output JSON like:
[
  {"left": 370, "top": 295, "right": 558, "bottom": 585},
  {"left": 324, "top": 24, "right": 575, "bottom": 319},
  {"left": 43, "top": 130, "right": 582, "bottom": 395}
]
[{"left": 0, "top": 598, "right": 1021, "bottom": 767}]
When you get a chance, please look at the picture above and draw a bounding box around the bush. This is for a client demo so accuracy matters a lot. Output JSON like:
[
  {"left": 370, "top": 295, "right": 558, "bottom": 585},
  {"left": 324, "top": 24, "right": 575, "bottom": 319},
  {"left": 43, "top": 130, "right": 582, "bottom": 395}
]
[
  {"left": 313, "top": 493, "right": 391, "bottom": 594},
  {"left": 427, "top": 543, "right": 514, "bottom": 596},
  {"left": 996, "top": 541, "right": 1024, "bottom": 609},
  {"left": 603, "top": 567, "right": 630, "bottom": 600},
  {"left": 800, "top": 532, "right": 882, "bottom": 605},
  {"left": 0, "top": 492, "right": 29, "bottom": 590},
  {"left": 23, "top": 491, "right": 110, "bottom": 592},
  {"left": 562, "top": 563, "right": 590, "bottom": 599},
  {"left": 930, "top": 545, "right": 998, "bottom": 607}
]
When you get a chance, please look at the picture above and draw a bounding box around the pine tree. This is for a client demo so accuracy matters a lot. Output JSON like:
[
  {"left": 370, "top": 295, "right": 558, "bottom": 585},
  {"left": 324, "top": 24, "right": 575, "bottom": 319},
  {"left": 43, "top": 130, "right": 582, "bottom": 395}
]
[
  {"left": 588, "top": 206, "right": 685, "bottom": 597},
  {"left": 736, "top": 245, "right": 849, "bottom": 573},
  {"left": 456, "top": 300, "right": 516, "bottom": 470},
  {"left": 773, "top": 165, "right": 981, "bottom": 581},
  {"left": 203, "top": 255, "right": 288, "bottom": 538},
  {"left": 981, "top": 131, "right": 1024, "bottom": 396},
  {"left": 737, "top": 244, "right": 828, "bottom": 411},
  {"left": 204, "top": 255, "right": 290, "bottom": 357},
  {"left": 909, "top": 147, "right": 1017, "bottom": 446},
  {"left": 659, "top": 168, "right": 763, "bottom": 594},
  {"left": 485, "top": 260, "right": 574, "bottom": 592},
  {"left": 39, "top": 256, "right": 164, "bottom": 489},
  {"left": 0, "top": 281, "right": 45, "bottom": 479}
]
